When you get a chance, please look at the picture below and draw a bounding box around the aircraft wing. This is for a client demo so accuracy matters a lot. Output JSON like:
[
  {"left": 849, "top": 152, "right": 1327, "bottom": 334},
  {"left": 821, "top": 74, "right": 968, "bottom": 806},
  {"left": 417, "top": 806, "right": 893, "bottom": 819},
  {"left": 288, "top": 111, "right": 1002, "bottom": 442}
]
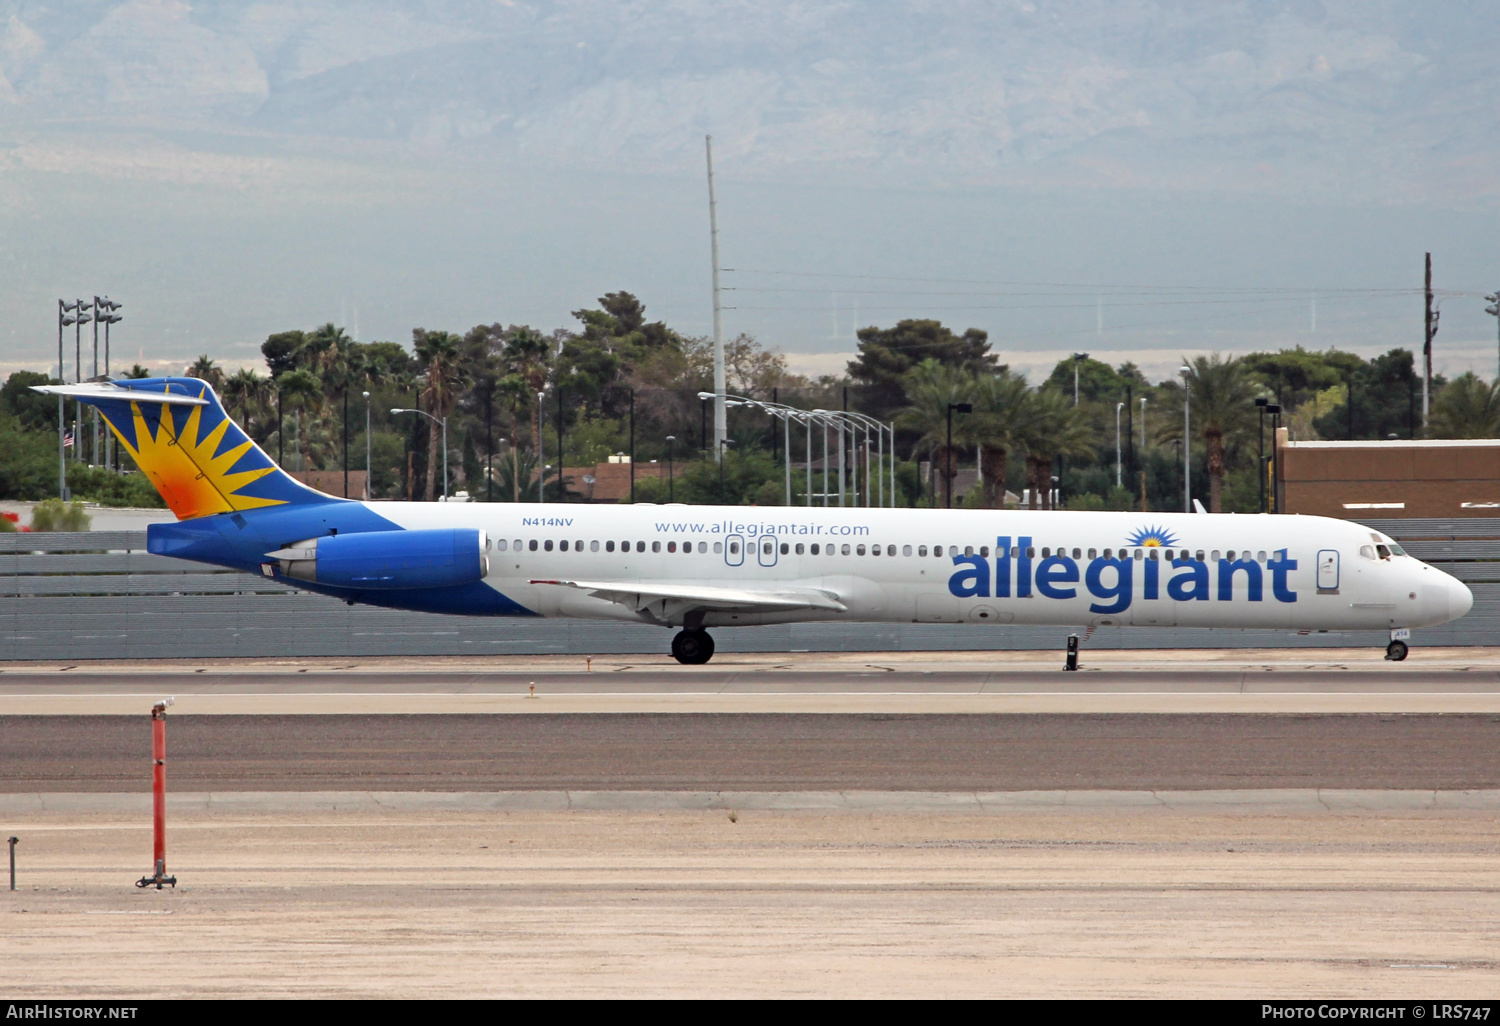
[{"left": 530, "top": 578, "right": 847, "bottom": 615}]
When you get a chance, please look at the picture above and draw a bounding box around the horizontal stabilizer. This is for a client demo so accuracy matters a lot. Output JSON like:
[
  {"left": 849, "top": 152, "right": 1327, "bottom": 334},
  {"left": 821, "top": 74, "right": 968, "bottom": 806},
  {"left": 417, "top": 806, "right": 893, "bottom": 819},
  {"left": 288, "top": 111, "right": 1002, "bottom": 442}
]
[{"left": 32, "top": 382, "right": 209, "bottom": 406}]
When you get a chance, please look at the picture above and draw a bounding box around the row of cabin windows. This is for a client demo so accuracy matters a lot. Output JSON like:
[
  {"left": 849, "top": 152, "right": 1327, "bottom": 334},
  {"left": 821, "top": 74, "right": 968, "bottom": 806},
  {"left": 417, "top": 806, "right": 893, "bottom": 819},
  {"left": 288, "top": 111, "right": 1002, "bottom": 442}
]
[{"left": 493, "top": 539, "right": 1283, "bottom": 563}]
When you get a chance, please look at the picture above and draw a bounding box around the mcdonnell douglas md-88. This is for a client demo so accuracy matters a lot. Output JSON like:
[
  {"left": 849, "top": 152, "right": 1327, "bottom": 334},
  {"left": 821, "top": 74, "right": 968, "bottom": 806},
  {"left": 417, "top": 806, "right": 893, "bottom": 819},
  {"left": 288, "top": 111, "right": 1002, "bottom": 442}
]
[{"left": 37, "top": 377, "right": 1473, "bottom": 663}]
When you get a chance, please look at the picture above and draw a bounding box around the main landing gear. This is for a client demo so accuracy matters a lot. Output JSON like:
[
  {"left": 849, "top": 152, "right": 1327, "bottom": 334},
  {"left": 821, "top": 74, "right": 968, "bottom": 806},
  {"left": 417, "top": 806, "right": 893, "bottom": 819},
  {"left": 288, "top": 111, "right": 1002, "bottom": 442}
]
[
  {"left": 671, "top": 628, "right": 715, "bottom": 665},
  {"left": 1386, "top": 628, "right": 1410, "bottom": 662}
]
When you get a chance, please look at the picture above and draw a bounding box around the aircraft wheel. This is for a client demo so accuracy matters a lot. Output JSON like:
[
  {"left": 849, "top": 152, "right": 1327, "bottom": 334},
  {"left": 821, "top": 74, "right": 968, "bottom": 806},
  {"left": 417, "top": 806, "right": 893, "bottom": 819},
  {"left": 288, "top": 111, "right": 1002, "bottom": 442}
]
[
  {"left": 671, "top": 629, "right": 715, "bottom": 665},
  {"left": 1385, "top": 640, "right": 1409, "bottom": 662}
]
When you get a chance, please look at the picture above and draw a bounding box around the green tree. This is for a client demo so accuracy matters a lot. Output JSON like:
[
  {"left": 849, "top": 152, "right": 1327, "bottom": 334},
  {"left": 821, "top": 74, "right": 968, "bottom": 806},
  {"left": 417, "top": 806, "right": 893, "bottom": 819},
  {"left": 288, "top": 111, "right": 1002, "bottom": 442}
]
[
  {"left": 414, "top": 329, "right": 469, "bottom": 500},
  {"left": 848, "top": 320, "right": 997, "bottom": 424},
  {"left": 1428, "top": 373, "right": 1500, "bottom": 439},
  {"left": 274, "top": 369, "right": 323, "bottom": 472},
  {"left": 1016, "top": 389, "right": 1094, "bottom": 510},
  {"left": 185, "top": 355, "right": 224, "bottom": 389},
  {"left": 1167, "top": 354, "right": 1260, "bottom": 513},
  {"left": 970, "top": 370, "right": 1030, "bottom": 508},
  {"left": 2, "top": 371, "right": 60, "bottom": 432},
  {"left": 895, "top": 359, "right": 983, "bottom": 506},
  {"left": 221, "top": 367, "right": 270, "bottom": 432},
  {"left": 29, "top": 498, "right": 91, "bottom": 532}
]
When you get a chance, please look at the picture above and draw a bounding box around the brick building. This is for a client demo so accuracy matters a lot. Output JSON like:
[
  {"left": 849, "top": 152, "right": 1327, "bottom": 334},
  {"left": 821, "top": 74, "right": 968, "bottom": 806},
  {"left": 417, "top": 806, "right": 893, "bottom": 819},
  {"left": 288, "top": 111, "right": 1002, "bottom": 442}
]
[{"left": 1279, "top": 434, "right": 1500, "bottom": 518}]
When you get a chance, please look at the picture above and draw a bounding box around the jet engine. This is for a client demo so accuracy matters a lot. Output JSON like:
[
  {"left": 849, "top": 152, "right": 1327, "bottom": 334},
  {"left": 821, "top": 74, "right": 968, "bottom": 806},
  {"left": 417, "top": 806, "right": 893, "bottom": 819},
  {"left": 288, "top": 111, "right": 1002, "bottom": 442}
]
[{"left": 268, "top": 529, "right": 488, "bottom": 590}]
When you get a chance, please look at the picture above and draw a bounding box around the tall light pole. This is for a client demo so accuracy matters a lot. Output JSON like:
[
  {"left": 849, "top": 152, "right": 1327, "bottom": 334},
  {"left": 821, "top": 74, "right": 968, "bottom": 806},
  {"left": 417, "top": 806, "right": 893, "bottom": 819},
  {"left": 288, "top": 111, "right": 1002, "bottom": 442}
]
[
  {"left": 705, "top": 135, "right": 726, "bottom": 461},
  {"left": 1486, "top": 289, "right": 1500, "bottom": 382},
  {"left": 97, "top": 299, "right": 122, "bottom": 469},
  {"left": 1115, "top": 401, "right": 1123, "bottom": 489},
  {"left": 945, "top": 402, "right": 972, "bottom": 509},
  {"left": 536, "top": 391, "right": 545, "bottom": 503},
  {"left": 1072, "top": 352, "right": 1089, "bottom": 406},
  {"left": 56, "top": 300, "right": 78, "bottom": 499},
  {"left": 363, "top": 391, "right": 372, "bottom": 500},
  {"left": 1180, "top": 365, "right": 1191, "bottom": 513},
  {"left": 1255, "top": 396, "right": 1268, "bottom": 513},
  {"left": 665, "top": 435, "right": 676, "bottom": 501},
  {"left": 719, "top": 438, "right": 734, "bottom": 502},
  {"left": 72, "top": 299, "right": 92, "bottom": 464},
  {"left": 391, "top": 408, "right": 447, "bottom": 500}
]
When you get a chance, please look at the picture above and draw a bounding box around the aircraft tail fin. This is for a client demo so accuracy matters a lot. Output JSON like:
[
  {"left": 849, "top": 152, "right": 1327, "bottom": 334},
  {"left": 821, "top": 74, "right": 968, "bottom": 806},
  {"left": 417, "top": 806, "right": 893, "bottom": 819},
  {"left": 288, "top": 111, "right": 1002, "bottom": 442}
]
[{"left": 32, "top": 377, "right": 340, "bottom": 521}]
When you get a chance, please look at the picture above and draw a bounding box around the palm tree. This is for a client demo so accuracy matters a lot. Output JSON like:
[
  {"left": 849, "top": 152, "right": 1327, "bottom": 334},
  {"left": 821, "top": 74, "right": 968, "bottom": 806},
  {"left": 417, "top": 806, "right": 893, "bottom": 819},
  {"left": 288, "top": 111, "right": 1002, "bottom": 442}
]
[
  {"left": 415, "top": 329, "right": 469, "bottom": 501},
  {"left": 275, "top": 369, "right": 323, "bottom": 472},
  {"left": 970, "top": 370, "right": 1030, "bottom": 508},
  {"left": 894, "top": 359, "right": 981, "bottom": 506},
  {"left": 1429, "top": 373, "right": 1500, "bottom": 438},
  {"left": 221, "top": 367, "right": 270, "bottom": 433},
  {"left": 1171, "top": 354, "right": 1259, "bottom": 513},
  {"left": 1016, "top": 389, "right": 1094, "bottom": 510},
  {"left": 186, "top": 355, "right": 224, "bottom": 389}
]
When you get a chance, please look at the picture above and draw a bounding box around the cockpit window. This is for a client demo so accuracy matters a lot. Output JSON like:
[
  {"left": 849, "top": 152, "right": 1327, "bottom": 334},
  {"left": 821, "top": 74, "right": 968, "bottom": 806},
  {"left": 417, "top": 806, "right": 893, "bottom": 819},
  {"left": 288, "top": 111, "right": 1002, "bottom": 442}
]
[
  {"left": 1375, "top": 544, "right": 1391, "bottom": 559},
  {"left": 1359, "top": 544, "right": 1377, "bottom": 560},
  {"left": 1387, "top": 542, "right": 1406, "bottom": 556}
]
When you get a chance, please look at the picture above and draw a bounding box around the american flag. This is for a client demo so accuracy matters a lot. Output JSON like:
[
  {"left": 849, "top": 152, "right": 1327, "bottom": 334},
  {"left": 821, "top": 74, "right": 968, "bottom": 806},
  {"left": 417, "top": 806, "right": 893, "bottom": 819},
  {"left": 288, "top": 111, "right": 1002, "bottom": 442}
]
[{"left": 63, "top": 430, "right": 74, "bottom": 449}]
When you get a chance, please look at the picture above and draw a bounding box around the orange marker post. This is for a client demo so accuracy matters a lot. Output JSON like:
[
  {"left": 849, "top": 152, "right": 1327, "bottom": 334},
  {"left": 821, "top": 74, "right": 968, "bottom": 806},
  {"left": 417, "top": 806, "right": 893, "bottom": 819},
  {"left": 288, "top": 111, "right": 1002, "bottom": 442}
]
[{"left": 136, "top": 698, "right": 177, "bottom": 890}]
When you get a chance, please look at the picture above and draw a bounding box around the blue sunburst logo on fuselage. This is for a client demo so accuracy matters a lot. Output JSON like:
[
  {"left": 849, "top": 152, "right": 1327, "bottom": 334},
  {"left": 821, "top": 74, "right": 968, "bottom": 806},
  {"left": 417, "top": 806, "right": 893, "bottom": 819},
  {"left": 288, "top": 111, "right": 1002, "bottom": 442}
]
[{"left": 1125, "top": 525, "right": 1179, "bottom": 548}]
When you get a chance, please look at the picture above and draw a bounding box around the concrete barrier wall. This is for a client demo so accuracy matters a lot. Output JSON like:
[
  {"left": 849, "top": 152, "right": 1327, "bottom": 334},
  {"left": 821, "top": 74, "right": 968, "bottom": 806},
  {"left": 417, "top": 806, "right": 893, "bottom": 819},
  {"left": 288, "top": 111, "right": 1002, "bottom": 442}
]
[{"left": 2, "top": 518, "right": 1495, "bottom": 660}]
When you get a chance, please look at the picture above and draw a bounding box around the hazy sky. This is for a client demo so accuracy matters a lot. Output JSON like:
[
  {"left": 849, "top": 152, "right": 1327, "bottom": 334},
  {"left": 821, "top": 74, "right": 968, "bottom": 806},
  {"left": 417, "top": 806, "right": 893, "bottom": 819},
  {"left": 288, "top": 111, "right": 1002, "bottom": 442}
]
[{"left": 2, "top": 0, "right": 1498, "bottom": 383}]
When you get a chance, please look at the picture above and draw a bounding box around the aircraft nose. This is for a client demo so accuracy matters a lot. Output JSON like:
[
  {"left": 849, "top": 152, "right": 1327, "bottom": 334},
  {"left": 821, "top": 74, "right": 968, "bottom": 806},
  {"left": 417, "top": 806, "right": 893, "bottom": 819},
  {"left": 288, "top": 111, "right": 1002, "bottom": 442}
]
[{"left": 1449, "top": 575, "right": 1474, "bottom": 620}]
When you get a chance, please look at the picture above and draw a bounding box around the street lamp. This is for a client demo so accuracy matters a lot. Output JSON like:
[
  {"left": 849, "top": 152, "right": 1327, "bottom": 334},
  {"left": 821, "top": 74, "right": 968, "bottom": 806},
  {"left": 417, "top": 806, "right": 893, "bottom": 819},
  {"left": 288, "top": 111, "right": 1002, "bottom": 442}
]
[
  {"left": 363, "top": 391, "right": 372, "bottom": 499},
  {"left": 719, "top": 438, "right": 734, "bottom": 502},
  {"left": 1115, "top": 401, "right": 1124, "bottom": 489},
  {"left": 665, "top": 435, "right": 676, "bottom": 501},
  {"left": 1179, "top": 365, "right": 1191, "bottom": 513},
  {"left": 945, "top": 402, "right": 972, "bottom": 509},
  {"left": 1255, "top": 397, "right": 1268, "bottom": 513},
  {"left": 55, "top": 300, "right": 79, "bottom": 499},
  {"left": 1072, "top": 353, "right": 1089, "bottom": 406},
  {"left": 1266, "top": 403, "right": 1283, "bottom": 513},
  {"left": 536, "top": 391, "right": 546, "bottom": 503},
  {"left": 390, "top": 408, "right": 447, "bottom": 500}
]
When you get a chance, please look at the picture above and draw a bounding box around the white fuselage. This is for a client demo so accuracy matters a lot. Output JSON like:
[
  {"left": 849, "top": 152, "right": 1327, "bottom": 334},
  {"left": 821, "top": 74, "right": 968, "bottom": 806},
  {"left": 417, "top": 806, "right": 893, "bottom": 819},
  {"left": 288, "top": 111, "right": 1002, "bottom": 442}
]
[{"left": 358, "top": 502, "right": 1473, "bottom": 633}]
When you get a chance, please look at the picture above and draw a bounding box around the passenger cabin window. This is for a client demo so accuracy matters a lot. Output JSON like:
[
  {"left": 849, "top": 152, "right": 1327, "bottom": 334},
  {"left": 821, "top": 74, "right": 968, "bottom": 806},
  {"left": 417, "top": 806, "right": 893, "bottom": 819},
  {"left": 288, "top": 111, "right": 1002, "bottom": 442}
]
[
  {"left": 856, "top": 544, "right": 866, "bottom": 556},
  {"left": 559, "top": 540, "right": 568, "bottom": 552},
  {"left": 713, "top": 542, "right": 723, "bottom": 553},
  {"left": 903, "top": 545, "right": 913, "bottom": 556},
  {"left": 842, "top": 544, "right": 851, "bottom": 555},
  {"left": 918, "top": 546, "right": 928, "bottom": 557},
  {"left": 729, "top": 542, "right": 740, "bottom": 555},
  {"left": 606, "top": 541, "right": 615, "bottom": 552},
  {"left": 590, "top": 540, "right": 599, "bottom": 552},
  {"left": 1257, "top": 550, "right": 1266, "bottom": 562},
  {"left": 1195, "top": 550, "right": 1205, "bottom": 562},
  {"left": 652, "top": 541, "right": 662, "bottom": 553},
  {"left": 1088, "top": 548, "right": 1097, "bottom": 559},
  {"left": 667, "top": 541, "right": 677, "bottom": 553},
  {"left": 528, "top": 539, "right": 538, "bottom": 551},
  {"left": 636, "top": 541, "right": 645, "bottom": 553},
  {"left": 544, "top": 540, "right": 553, "bottom": 552},
  {"left": 810, "top": 543, "right": 820, "bottom": 555},
  {"left": 496, "top": 539, "right": 508, "bottom": 552},
  {"left": 795, "top": 543, "right": 805, "bottom": 555},
  {"left": 1026, "top": 547, "right": 1036, "bottom": 558},
  {"left": 780, "top": 543, "right": 789, "bottom": 555}
]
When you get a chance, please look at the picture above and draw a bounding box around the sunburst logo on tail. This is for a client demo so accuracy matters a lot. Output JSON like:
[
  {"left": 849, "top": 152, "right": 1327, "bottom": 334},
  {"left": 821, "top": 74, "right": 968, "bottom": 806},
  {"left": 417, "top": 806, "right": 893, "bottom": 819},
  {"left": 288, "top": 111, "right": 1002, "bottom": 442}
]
[
  {"left": 1125, "top": 525, "right": 1179, "bottom": 548},
  {"left": 103, "top": 387, "right": 285, "bottom": 520}
]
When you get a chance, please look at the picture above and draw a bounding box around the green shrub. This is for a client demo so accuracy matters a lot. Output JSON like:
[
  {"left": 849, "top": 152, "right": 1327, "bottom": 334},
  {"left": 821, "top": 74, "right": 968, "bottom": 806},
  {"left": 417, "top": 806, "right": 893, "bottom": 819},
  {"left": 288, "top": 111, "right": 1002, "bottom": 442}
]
[{"left": 29, "top": 499, "right": 91, "bottom": 532}]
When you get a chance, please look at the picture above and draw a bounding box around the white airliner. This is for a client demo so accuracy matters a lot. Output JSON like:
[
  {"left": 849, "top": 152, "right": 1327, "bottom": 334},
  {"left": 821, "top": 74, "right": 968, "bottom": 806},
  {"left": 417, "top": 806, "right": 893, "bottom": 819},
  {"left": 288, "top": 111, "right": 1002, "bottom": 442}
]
[{"left": 39, "top": 377, "right": 1474, "bottom": 663}]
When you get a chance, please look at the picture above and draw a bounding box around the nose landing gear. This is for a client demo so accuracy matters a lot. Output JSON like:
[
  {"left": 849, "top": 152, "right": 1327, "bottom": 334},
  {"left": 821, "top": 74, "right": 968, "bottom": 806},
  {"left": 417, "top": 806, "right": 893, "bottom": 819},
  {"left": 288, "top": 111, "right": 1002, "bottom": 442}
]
[
  {"left": 1385, "top": 628, "right": 1410, "bottom": 661},
  {"left": 671, "top": 628, "right": 715, "bottom": 665}
]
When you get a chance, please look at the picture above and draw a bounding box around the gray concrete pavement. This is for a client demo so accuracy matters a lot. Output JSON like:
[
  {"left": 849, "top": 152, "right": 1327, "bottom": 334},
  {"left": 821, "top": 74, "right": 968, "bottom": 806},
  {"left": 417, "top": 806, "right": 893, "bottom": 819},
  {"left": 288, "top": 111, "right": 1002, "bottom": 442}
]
[
  {"left": 6, "top": 712, "right": 1499, "bottom": 791},
  {"left": 6, "top": 647, "right": 1500, "bottom": 712}
]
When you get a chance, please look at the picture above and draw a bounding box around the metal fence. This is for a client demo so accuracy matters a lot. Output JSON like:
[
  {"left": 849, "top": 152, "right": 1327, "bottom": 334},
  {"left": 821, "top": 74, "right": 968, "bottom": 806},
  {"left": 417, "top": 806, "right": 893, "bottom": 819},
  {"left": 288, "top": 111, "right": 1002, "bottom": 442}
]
[{"left": 2, "top": 519, "right": 1497, "bottom": 661}]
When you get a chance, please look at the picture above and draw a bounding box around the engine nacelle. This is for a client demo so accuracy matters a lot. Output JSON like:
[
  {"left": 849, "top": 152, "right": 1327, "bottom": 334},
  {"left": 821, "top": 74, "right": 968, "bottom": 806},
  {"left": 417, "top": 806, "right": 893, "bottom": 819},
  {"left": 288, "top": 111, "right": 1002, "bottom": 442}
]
[{"left": 269, "top": 529, "right": 488, "bottom": 590}]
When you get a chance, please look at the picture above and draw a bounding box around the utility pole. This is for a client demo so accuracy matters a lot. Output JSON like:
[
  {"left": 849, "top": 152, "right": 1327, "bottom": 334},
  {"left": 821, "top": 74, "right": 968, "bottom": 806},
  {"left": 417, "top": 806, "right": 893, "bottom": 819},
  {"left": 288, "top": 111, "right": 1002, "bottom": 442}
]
[
  {"left": 706, "top": 136, "right": 726, "bottom": 461},
  {"left": 1423, "top": 252, "right": 1436, "bottom": 432},
  {"left": 1255, "top": 397, "right": 1268, "bottom": 513},
  {"left": 1485, "top": 289, "right": 1500, "bottom": 382},
  {"left": 1180, "top": 365, "right": 1191, "bottom": 513},
  {"left": 1115, "top": 402, "right": 1123, "bottom": 489}
]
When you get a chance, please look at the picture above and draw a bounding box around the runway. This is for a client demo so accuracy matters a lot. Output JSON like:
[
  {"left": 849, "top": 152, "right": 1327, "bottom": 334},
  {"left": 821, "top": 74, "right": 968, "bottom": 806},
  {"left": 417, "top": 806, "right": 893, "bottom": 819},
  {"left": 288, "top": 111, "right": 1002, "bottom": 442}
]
[
  {"left": 6, "top": 712, "right": 1499, "bottom": 791},
  {"left": 5, "top": 647, "right": 1500, "bottom": 713}
]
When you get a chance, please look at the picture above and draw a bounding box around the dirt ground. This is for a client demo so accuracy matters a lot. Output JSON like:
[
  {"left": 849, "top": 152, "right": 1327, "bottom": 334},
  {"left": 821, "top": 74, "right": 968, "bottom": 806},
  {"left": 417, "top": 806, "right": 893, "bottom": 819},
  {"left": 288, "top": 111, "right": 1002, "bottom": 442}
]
[{"left": 4, "top": 803, "right": 1498, "bottom": 998}]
